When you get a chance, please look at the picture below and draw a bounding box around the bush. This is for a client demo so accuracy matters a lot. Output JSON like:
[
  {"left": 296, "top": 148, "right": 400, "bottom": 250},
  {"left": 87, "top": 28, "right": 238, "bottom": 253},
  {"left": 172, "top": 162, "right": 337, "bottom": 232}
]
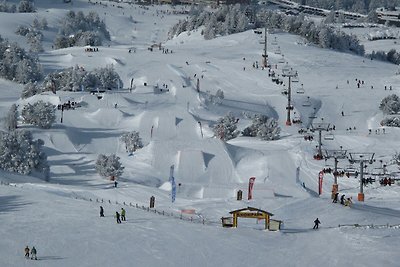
[
  {"left": 381, "top": 116, "right": 400, "bottom": 127},
  {"left": 120, "top": 131, "right": 143, "bottom": 153},
  {"left": 379, "top": 94, "right": 400, "bottom": 114},
  {"left": 0, "top": 130, "right": 49, "bottom": 180},
  {"left": 213, "top": 112, "right": 240, "bottom": 141},
  {"left": 95, "top": 154, "right": 124, "bottom": 179},
  {"left": 21, "top": 101, "right": 56, "bottom": 129},
  {"left": 242, "top": 114, "right": 281, "bottom": 140}
]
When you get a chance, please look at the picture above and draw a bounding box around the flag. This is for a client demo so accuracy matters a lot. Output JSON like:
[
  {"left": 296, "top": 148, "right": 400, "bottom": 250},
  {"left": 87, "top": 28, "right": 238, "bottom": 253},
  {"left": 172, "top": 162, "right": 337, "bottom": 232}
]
[
  {"left": 318, "top": 171, "right": 324, "bottom": 195},
  {"left": 170, "top": 165, "right": 176, "bottom": 203},
  {"left": 248, "top": 177, "right": 256, "bottom": 200}
]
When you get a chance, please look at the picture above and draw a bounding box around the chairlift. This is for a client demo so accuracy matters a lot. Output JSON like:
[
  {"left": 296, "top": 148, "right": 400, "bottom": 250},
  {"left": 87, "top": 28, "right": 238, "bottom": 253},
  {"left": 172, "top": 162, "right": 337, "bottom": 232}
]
[
  {"left": 292, "top": 75, "right": 299, "bottom": 83},
  {"left": 278, "top": 57, "right": 285, "bottom": 64},
  {"left": 259, "top": 40, "right": 265, "bottom": 44},
  {"left": 282, "top": 63, "right": 290, "bottom": 73},
  {"left": 271, "top": 37, "right": 278, "bottom": 46},
  {"left": 274, "top": 46, "right": 281, "bottom": 54},
  {"left": 324, "top": 133, "right": 334, "bottom": 140},
  {"left": 302, "top": 100, "right": 311, "bottom": 107},
  {"left": 296, "top": 84, "right": 305, "bottom": 94}
]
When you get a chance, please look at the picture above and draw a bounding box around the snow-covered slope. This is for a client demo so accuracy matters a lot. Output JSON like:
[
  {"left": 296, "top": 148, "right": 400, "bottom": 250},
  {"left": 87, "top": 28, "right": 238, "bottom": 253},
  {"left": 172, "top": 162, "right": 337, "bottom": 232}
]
[{"left": 0, "top": 1, "right": 400, "bottom": 266}]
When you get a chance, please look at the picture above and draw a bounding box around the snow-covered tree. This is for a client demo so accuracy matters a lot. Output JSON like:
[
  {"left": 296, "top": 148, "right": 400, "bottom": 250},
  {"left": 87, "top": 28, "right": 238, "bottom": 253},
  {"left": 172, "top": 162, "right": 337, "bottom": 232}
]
[
  {"left": 213, "top": 112, "right": 240, "bottom": 141},
  {"left": 379, "top": 94, "right": 400, "bottom": 114},
  {"left": 120, "top": 131, "right": 143, "bottom": 153},
  {"left": 18, "top": 0, "right": 35, "bottom": 13},
  {"left": 381, "top": 116, "right": 400, "bottom": 127},
  {"left": 95, "top": 154, "right": 124, "bottom": 179},
  {"left": 21, "top": 101, "right": 56, "bottom": 129},
  {"left": 21, "top": 82, "right": 40, "bottom": 98},
  {"left": 242, "top": 114, "right": 281, "bottom": 140},
  {"left": 0, "top": 130, "right": 49, "bottom": 180},
  {"left": 4, "top": 104, "right": 18, "bottom": 131}
]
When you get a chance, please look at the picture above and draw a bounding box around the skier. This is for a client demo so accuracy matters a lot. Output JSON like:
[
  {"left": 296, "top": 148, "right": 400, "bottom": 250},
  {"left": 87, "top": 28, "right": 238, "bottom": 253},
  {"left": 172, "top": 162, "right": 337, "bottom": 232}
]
[
  {"left": 332, "top": 192, "right": 339, "bottom": 203},
  {"left": 313, "top": 218, "right": 321, "bottom": 229},
  {"left": 115, "top": 211, "right": 121, "bottom": 224},
  {"left": 121, "top": 208, "right": 126, "bottom": 221},
  {"left": 100, "top": 206, "right": 104, "bottom": 217},
  {"left": 24, "top": 246, "right": 30, "bottom": 259},
  {"left": 340, "top": 194, "right": 346, "bottom": 205},
  {"left": 114, "top": 181, "right": 118, "bottom": 188},
  {"left": 31, "top": 246, "right": 37, "bottom": 260}
]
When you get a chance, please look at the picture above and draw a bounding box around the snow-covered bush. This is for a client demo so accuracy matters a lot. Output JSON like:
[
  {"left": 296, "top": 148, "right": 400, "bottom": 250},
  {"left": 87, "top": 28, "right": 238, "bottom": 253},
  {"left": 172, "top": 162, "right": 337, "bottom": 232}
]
[
  {"left": 54, "top": 11, "right": 110, "bottom": 48},
  {"left": 21, "top": 82, "right": 40, "bottom": 99},
  {"left": 0, "top": 39, "right": 43, "bottom": 84},
  {"left": 15, "top": 25, "right": 30, "bottom": 36},
  {"left": 120, "top": 131, "right": 143, "bottom": 153},
  {"left": 18, "top": 0, "right": 35, "bottom": 13},
  {"left": 213, "top": 112, "right": 240, "bottom": 141},
  {"left": 381, "top": 116, "right": 400, "bottom": 127},
  {"left": 21, "top": 101, "right": 56, "bottom": 129},
  {"left": 0, "top": 130, "right": 49, "bottom": 180},
  {"left": 379, "top": 94, "right": 400, "bottom": 114},
  {"left": 242, "top": 114, "right": 281, "bottom": 140},
  {"left": 204, "top": 89, "right": 224, "bottom": 105},
  {"left": 95, "top": 154, "right": 124, "bottom": 179},
  {"left": 32, "top": 65, "right": 122, "bottom": 95},
  {"left": 0, "top": 1, "right": 16, "bottom": 12},
  {"left": 4, "top": 104, "right": 18, "bottom": 131},
  {"left": 393, "top": 152, "right": 400, "bottom": 167}
]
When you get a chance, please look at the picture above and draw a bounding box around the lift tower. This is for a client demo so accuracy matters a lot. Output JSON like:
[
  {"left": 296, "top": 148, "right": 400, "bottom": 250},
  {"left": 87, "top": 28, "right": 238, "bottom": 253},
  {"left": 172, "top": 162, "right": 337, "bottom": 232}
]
[
  {"left": 348, "top": 152, "right": 375, "bottom": 202},
  {"left": 324, "top": 148, "right": 347, "bottom": 197},
  {"left": 282, "top": 67, "right": 297, "bottom": 126}
]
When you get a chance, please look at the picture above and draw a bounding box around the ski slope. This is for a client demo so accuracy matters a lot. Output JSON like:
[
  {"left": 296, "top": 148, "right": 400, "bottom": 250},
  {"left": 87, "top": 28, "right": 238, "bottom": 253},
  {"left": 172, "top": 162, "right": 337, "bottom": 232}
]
[{"left": 0, "top": 1, "right": 400, "bottom": 266}]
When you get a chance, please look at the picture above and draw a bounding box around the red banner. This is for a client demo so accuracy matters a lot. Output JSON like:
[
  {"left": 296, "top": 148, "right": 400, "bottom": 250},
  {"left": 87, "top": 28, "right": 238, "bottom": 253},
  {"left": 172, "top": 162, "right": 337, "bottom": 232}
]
[
  {"left": 248, "top": 177, "right": 256, "bottom": 200},
  {"left": 318, "top": 171, "right": 324, "bottom": 195}
]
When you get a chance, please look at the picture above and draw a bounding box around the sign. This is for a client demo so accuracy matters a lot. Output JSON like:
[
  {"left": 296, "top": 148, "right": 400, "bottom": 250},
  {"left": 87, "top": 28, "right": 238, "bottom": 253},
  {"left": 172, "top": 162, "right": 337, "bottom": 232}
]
[
  {"left": 237, "top": 212, "right": 266, "bottom": 219},
  {"left": 318, "top": 171, "right": 324, "bottom": 195},
  {"left": 170, "top": 165, "right": 176, "bottom": 203},
  {"left": 248, "top": 177, "right": 256, "bottom": 200}
]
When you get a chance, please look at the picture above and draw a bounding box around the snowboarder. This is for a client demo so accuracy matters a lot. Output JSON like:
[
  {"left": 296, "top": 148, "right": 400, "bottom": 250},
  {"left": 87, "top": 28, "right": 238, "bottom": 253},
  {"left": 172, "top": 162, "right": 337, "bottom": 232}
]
[
  {"left": 340, "top": 194, "right": 346, "bottom": 205},
  {"left": 24, "top": 246, "right": 30, "bottom": 259},
  {"left": 332, "top": 192, "right": 339, "bottom": 203},
  {"left": 31, "top": 246, "right": 37, "bottom": 260},
  {"left": 115, "top": 211, "right": 121, "bottom": 224},
  {"left": 114, "top": 181, "right": 118, "bottom": 188},
  {"left": 313, "top": 218, "right": 321, "bottom": 229},
  {"left": 121, "top": 208, "right": 126, "bottom": 221},
  {"left": 100, "top": 206, "right": 104, "bottom": 217}
]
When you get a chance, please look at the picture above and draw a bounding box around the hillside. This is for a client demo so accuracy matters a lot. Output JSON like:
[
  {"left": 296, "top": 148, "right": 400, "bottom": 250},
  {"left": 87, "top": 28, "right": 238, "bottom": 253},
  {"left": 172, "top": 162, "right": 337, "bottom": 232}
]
[{"left": 0, "top": 1, "right": 400, "bottom": 266}]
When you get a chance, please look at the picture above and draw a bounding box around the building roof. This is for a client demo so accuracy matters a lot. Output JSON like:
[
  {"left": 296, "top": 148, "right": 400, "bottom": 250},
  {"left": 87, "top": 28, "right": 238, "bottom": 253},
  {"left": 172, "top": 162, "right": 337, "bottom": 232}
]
[{"left": 229, "top": 206, "right": 274, "bottom": 216}]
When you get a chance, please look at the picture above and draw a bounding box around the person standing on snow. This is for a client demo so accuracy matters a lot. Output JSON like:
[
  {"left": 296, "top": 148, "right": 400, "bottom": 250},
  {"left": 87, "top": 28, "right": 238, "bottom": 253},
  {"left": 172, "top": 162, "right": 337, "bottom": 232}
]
[
  {"left": 332, "top": 192, "right": 339, "bottom": 203},
  {"left": 313, "top": 218, "right": 321, "bottom": 229},
  {"left": 31, "top": 246, "right": 37, "bottom": 260},
  {"left": 121, "top": 208, "right": 126, "bottom": 221},
  {"left": 115, "top": 211, "right": 121, "bottom": 224},
  {"left": 100, "top": 206, "right": 104, "bottom": 217},
  {"left": 340, "top": 194, "right": 346, "bottom": 205},
  {"left": 24, "top": 246, "right": 30, "bottom": 259}
]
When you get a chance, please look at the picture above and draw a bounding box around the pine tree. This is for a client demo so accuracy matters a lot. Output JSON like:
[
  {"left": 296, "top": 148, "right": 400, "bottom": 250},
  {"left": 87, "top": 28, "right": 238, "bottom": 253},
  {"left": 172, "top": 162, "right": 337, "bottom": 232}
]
[{"left": 120, "top": 131, "right": 144, "bottom": 153}]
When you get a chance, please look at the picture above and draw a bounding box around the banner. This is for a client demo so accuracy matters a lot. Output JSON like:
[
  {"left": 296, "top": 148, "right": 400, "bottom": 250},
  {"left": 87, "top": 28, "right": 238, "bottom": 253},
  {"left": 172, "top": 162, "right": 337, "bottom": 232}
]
[
  {"left": 170, "top": 165, "right": 176, "bottom": 203},
  {"left": 248, "top": 177, "right": 256, "bottom": 200},
  {"left": 318, "top": 171, "right": 324, "bottom": 195}
]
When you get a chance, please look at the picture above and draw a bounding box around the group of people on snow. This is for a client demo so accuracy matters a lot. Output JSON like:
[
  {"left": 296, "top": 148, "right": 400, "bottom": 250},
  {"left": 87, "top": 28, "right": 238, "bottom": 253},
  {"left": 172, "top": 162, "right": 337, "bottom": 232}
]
[
  {"left": 24, "top": 246, "right": 37, "bottom": 260},
  {"left": 100, "top": 206, "right": 126, "bottom": 224}
]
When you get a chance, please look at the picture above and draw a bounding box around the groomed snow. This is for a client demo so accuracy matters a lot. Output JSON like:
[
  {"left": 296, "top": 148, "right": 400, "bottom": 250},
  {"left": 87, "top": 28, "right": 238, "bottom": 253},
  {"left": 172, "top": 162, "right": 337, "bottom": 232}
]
[{"left": 0, "top": 1, "right": 400, "bottom": 267}]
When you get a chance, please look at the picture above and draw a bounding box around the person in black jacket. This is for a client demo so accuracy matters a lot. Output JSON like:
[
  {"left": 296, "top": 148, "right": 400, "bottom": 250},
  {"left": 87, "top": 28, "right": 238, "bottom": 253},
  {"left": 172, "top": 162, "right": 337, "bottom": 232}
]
[
  {"left": 313, "top": 218, "right": 321, "bottom": 229},
  {"left": 100, "top": 206, "right": 104, "bottom": 217}
]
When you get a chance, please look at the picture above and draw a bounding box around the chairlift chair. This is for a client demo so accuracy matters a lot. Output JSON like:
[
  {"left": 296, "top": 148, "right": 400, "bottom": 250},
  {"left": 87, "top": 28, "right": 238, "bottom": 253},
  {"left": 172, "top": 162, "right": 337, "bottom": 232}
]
[
  {"left": 296, "top": 87, "right": 305, "bottom": 94},
  {"left": 292, "top": 75, "right": 299, "bottom": 83},
  {"left": 278, "top": 56, "right": 285, "bottom": 64},
  {"left": 271, "top": 37, "right": 278, "bottom": 46},
  {"left": 274, "top": 47, "right": 281, "bottom": 54},
  {"left": 324, "top": 133, "right": 334, "bottom": 140},
  {"left": 302, "top": 99, "right": 311, "bottom": 107}
]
